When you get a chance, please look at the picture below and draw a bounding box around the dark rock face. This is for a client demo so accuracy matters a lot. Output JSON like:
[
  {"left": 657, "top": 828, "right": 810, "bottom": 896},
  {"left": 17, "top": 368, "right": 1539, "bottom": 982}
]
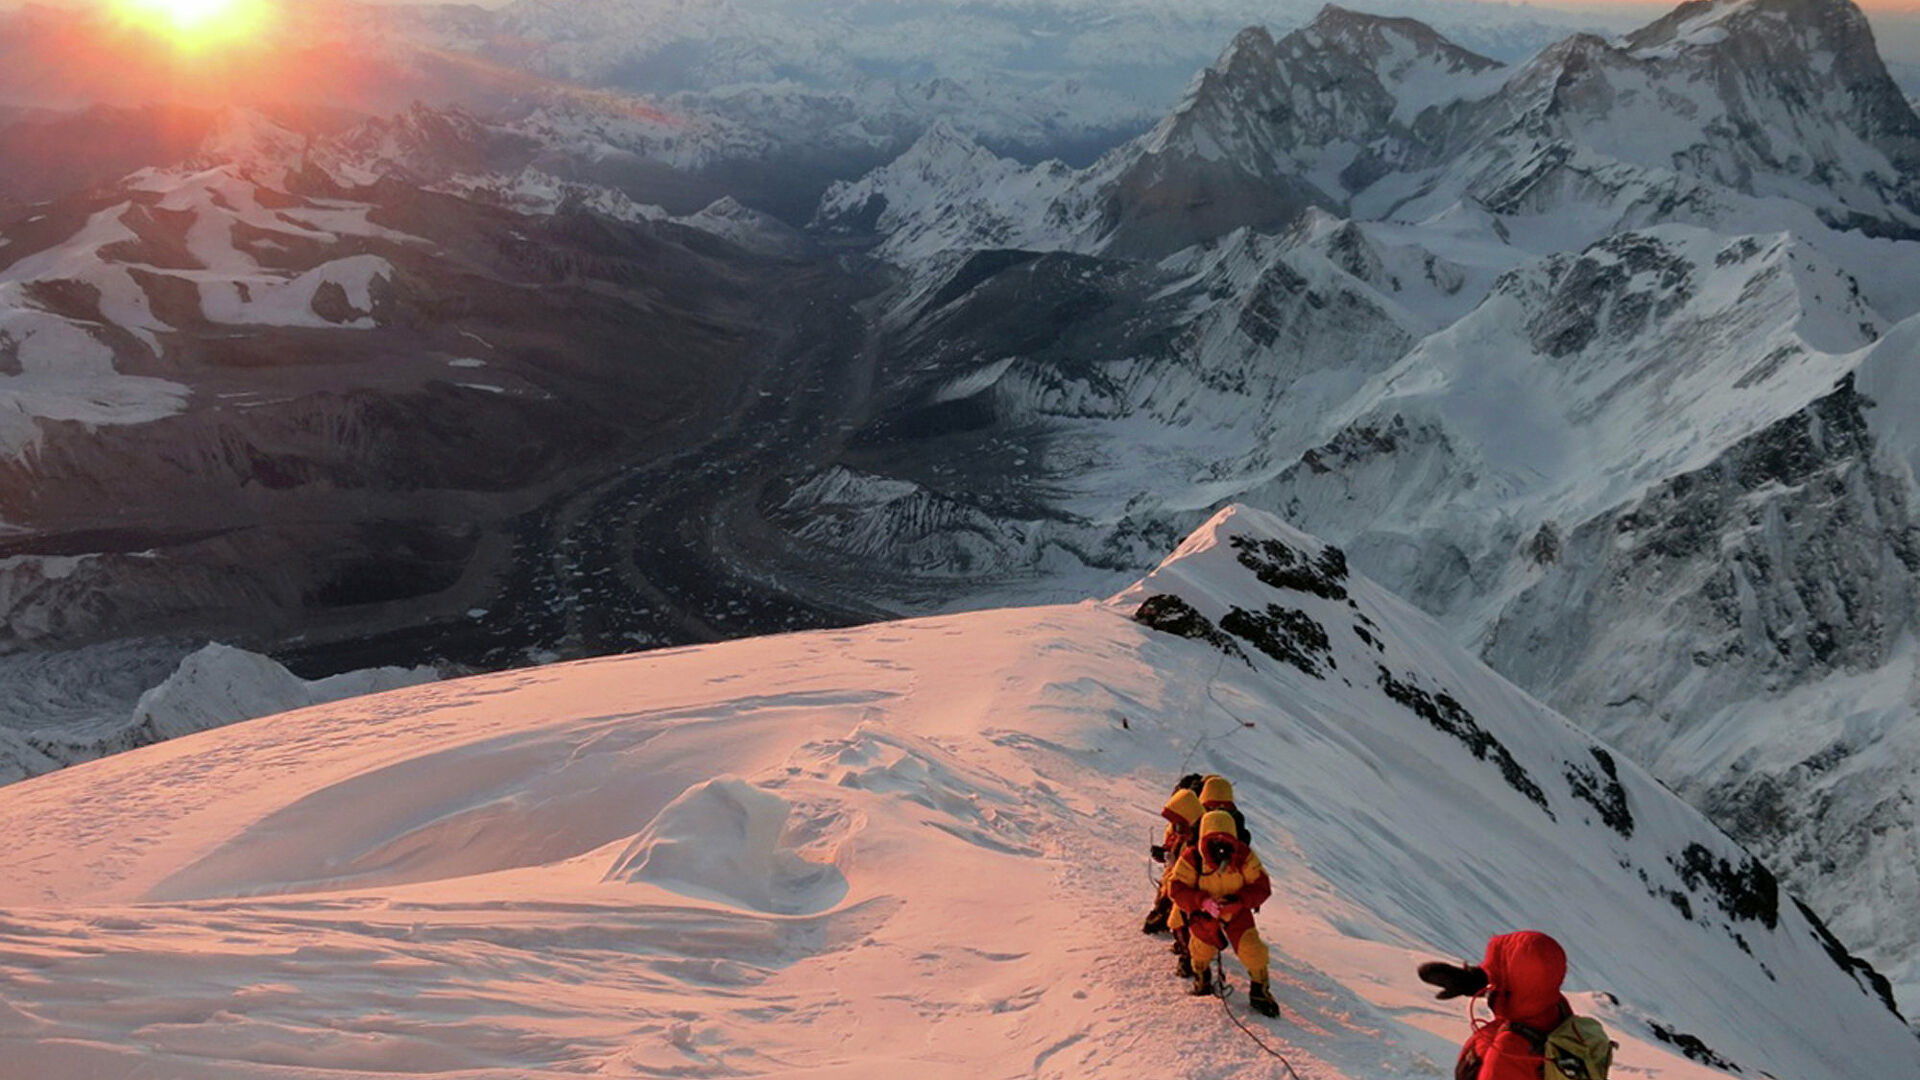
[
  {"left": 1220, "top": 603, "right": 1333, "bottom": 677},
  {"left": 1377, "top": 665, "right": 1552, "bottom": 815},
  {"left": 1795, "top": 898, "right": 1903, "bottom": 1015},
  {"left": 1097, "top": 14, "right": 1504, "bottom": 258},
  {"left": 1478, "top": 374, "right": 1920, "bottom": 1002},
  {"left": 1671, "top": 842, "right": 1780, "bottom": 930},
  {"left": 1566, "top": 746, "right": 1635, "bottom": 838},
  {"left": 1229, "top": 534, "right": 1350, "bottom": 601},
  {"left": 1647, "top": 1022, "right": 1742, "bottom": 1072},
  {"left": 1132, "top": 594, "right": 1247, "bottom": 663},
  {"left": 1523, "top": 234, "right": 1696, "bottom": 357},
  {"left": 1490, "top": 376, "right": 1919, "bottom": 711}
]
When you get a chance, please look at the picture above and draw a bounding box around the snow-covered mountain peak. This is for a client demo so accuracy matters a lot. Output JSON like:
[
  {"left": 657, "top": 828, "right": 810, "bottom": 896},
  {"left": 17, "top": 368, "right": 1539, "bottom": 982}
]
[
  {"left": 889, "top": 120, "right": 1010, "bottom": 183},
  {"left": 1311, "top": 222, "right": 1884, "bottom": 541},
  {"left": 188, "top": 109, "right": 311, "bottom": 189},
  {"left": 1303, "top": 3, "right": 1504, "bottom": 80},
  {"left": 1625, "top": 0, "right": 1878, "bottom": 60},
  {"left": 813, "top": 122, "right": 1088, "bottom": 264},
  {"left": 1160, "top": 10, "right": 1501, "bottom": 157},
  {"left": 317, "top": 102, "right": 532, "bottom": 188},
  {"left": 1201, "top": 22, "right": 1283, "bottom": 79},
  {"left": 1466, "top": 0, "right": 1920, "bottom": 235}
]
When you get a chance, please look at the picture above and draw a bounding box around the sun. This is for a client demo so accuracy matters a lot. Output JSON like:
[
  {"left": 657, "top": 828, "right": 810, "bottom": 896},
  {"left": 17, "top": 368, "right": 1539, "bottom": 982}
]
[{"left": 110, "top": 0, "right": 268, "bottom": 50}]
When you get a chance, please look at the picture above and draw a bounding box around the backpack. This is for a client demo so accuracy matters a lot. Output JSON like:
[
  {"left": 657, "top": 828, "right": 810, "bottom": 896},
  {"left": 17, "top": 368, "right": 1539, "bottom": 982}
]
[{"left": 1512, "top": 1014, "right": 1614, "bottom": 1080}]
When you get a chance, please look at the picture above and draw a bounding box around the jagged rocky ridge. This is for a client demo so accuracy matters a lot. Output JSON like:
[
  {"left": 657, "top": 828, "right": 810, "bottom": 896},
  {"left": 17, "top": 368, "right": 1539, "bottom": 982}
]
[
  {"left": 1118, "top": 505, "right": 1907, "bottom": 1033},
  {"left": 822, "top": 0, "right": 1920, "bottom": 263}
]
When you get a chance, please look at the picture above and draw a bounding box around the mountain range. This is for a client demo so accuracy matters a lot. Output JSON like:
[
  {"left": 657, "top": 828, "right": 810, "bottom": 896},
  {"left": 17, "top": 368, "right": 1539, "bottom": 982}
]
[{"left": 804, "top": 0, "right": 1920, "bottom": 1015}]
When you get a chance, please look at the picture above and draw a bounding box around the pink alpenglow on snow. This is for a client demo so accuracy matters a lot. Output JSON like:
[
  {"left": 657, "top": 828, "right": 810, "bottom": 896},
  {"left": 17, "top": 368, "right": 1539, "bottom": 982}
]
[{"left": 0, "top": 505, "right": 1909, "bottom": 1078}]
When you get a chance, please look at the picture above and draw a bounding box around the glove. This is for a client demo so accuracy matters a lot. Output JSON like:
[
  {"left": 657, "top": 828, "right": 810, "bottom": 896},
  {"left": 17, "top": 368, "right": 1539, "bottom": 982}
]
[
  {"left": 1150, "top": 844, "right": 1167, "bottom": 862},
  {"left": 1417, "top": 961, "right": 1489, "bottom": 1000},
  {"left": 1200, "top": 898, "right": 1224, "bottom": 919}
]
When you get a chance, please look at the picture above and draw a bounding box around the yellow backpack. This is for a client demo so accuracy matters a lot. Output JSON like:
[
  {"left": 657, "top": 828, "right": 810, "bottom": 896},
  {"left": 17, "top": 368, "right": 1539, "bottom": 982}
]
[{"left": 1512, "top": 1014, "right": 1614, "bottom": 1080}]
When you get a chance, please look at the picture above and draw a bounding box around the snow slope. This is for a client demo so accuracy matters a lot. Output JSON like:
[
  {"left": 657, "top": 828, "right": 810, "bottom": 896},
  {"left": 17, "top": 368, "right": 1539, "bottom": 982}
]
[{"left": 0, "top": 507, "right": 1906, "bottom": 1078}]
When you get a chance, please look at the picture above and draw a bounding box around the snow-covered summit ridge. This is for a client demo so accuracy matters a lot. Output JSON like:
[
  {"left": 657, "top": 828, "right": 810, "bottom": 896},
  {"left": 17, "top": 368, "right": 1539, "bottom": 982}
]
[
  {"left": 1113, "top": 504, "right": 1907, "bottom": 1020},
  {"left": 0, "top": 506, "right": 1909, "bottom": 1076}
]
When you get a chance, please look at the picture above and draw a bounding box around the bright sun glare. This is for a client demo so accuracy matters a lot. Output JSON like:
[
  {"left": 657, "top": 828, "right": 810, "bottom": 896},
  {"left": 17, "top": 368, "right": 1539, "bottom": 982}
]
[{"left": 110, "top": 0, "right": 267, "bottom": 49}]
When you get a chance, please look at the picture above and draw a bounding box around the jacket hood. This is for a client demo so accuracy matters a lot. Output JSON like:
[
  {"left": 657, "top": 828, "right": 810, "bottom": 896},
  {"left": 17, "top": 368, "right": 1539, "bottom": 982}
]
[
  {"left": 1200, "top": 775, "right": 1236, "bottom": 807},
  {"left": 1162, "top": 789, "right": 1203, "bottom": 829},
  {"left": 1481, "top": 930, "right": 1567, "bottom": 1030},
  {"left": 1197, "top": 809, "right": 1249, "bottom": 869}
]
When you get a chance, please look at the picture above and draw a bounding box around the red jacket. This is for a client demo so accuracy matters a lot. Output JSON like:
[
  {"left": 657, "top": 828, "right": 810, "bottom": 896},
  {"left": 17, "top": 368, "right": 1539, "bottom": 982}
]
[
  {"left": 1166, "top": 811, "right": 1273, "bottom": 917},
  {"left": 1457, "top": 931, "right": 1570, "bottom": 1080}
]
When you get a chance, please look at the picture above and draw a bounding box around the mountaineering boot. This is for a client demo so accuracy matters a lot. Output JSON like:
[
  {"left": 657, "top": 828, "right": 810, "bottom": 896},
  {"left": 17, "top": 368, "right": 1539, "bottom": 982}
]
[
  {"left": 1175, "top": 952, "right": 1193, "bottom": 979},
  {"left": 1189, "top": 965, "right": 1214, "bottom": 997},
  {"left": 1142, "top": 896, "right": 1171, "bottom": 935},
  {"left": 1248, "top": 979, "right": 1279, "bottom": 1018}
]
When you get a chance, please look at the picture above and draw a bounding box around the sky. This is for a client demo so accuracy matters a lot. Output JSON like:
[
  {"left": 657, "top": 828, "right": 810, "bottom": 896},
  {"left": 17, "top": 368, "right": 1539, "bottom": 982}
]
[
  {"left": 1533, "top": 0, "right": 1920, "bottom": 11},
  {"left": 13, "top": 0, "right": 1920, "bottom": 10}
]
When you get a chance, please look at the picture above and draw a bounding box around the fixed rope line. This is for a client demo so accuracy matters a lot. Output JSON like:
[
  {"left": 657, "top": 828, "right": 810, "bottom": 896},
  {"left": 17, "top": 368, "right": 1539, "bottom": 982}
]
[
  {"left": 1178, "top": 650, "right": 1245, "bottom": 777},
  {"left": 1151, "top": 650, "right": 1242, "bottom": 886},
  {"left": 1212, "top": 957, "right": 1307, "bottom": 1080},
  {"left": 1161, "top": 648, "right": 1298, "bottom": 1074}
]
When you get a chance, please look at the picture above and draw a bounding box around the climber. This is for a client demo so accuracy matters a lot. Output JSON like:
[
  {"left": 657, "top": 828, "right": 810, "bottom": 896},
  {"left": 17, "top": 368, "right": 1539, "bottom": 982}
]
[
  {"left": 1198, "top": 774, "right": 1252, "bottom": 844},
  {"left": 1143, "top": 785, "right": 1205, "bottom": 935},
  {"left": 1168, "top": 809, "right": 1280, "bottom": 1017},
  {"left": 1418, "top": 930, "right": 1599, "bottom": 1080}
]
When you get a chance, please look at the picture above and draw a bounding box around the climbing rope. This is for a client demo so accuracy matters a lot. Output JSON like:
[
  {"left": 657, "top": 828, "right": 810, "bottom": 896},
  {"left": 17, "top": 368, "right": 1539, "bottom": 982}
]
[
  {"left": 1154, "top": 651, "right": 1303, "bottom": 1075},
  {"left": 1145, "top": 651, "right": 1242, "bottom": 888},
  {"left": 1212, "top": 956, "right": 1307, "bottom": 1080},
  {"left": 1175, "top": 650, "right": 1252, "bottom": 778}
]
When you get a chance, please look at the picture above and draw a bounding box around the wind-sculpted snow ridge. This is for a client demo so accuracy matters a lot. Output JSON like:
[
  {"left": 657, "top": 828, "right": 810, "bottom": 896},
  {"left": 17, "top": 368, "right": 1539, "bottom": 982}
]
[{"left": 0, "top": 506, "right": 1910, "bottom": 1078}]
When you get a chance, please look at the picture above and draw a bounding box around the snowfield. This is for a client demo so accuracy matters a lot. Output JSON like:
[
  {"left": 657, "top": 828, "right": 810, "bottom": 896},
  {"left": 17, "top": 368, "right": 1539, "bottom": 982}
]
[{"left": 0, "top": 507, "right": 1907, "bottom": 1078}]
